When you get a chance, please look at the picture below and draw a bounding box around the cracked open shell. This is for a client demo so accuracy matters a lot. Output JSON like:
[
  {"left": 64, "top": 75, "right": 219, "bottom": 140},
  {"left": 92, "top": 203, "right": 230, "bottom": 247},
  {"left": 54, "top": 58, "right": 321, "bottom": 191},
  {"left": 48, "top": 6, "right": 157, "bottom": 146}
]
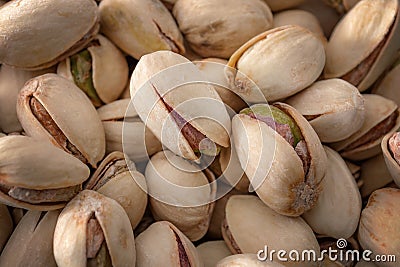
[
  {"left": 130, "top": 51, "right": 231, "bottom": 162},
  {"left": 358, "top": 188, "right": 400, "bottom": 267},
  {"left": 97, "top": 99, "right": 162, "bottom": 162},
  {"left": 99, "top": 0, "right": 184, "bottom": 59},
  {"left": 17, "top": 73, "right": 106, "bottom": 168},
  {"left": 0, "top": 204, "right": 13, "bottom": 253},
  {"left": 222, "top": 195, "right": 319, "bottom": 267},
  {"left": 0, "top": 0, "right": 99, "bottom": 70},
  {"left": 145, "top": 150, "right": 216, "bottom": 241},
  {"left": 217, "top": 254, "right": 284, "bottom": 267},
  {"left": 324, "top": 0, "right": 400, "bottom": 92},
  {"left": 85, "top": 151, "right": 147, "bottom": 229},
  {"left": 285, "top": 78, "right": 365, "bottom": 143},
  {"left": 0, "top": 210, "right": 60, "bottom": 267},
  {"left": 136, "top": 221, "right": 202, "bottom": 267},
  {"left": 329, "top": 94, "right": 400, "bottom": 161},
  {"left": 303, "top": 146, "right": 361, "bottom": 239},
  {"left": 57, "top": 34, "right": 129, "bottom": 107},
  {"left": 0, "top": 136, "right": 89, "bottom": 210},
  {"left": 226, "top": 25, "right": 325, "bottom": 103},
  {"left": 382, "top": 132, "right": 400, "bottom": 187},
  {"left": 173, "top": 0, "right": 273, "bottom": 59},
  {"left": 232, "top": 103, "right": 327, "bottom": 216},
  {"left": 196, "top": 241, "right": 231, "bottom": 267},
  {"left": 53, "top": 190, "right": 135, "bottom": 267}
]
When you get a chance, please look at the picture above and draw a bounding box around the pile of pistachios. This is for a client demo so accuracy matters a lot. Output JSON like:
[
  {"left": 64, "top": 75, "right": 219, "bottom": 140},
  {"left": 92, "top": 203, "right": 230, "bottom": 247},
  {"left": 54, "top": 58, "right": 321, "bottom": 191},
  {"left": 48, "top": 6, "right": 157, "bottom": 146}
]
[{"left": 0, "top": 0, "right": 400, "bottom": 266}]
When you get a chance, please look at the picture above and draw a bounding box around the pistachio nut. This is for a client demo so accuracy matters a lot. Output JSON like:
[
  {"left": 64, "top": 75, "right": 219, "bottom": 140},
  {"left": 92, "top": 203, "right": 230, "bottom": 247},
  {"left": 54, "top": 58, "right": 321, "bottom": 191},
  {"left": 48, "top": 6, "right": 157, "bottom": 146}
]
[
  {"left": 222, "top": 195, "right": 320, "bottom": 267},
  {"left": 0, "top": 204, "right": 13, "bottom": 252},
  {"left": 0, "top": 136, "right": 89, "bottom": 210},
  {"left": 372, "top": 59, "right": 400, "bottom": 107},
  {"left": 0, "top": 0, "right": 99, "bottom": 70},
  {"left": 358, "top": 188, "right": 400, "bottom": 267},
  {"left": 216, "top": 254, "right": 284, "bottom": 267},
  {"left": 173, "top": 0, "right": 273, "bottom": 58},
  {"left": 0, "top": 210, "right": 60, "bottom": 267},
  {"left": 85, "top": 151, "right": 148, "bottom": 229},
  {"left": 145, "top": 150, "right": 216, "bottom": 241},
  {"left": 196, "top": 241, "right": 231, "bottom": 267},
  {"left": 219, "top": 146, "right": 249, "bottom": 193},
  {"left": 303, "top": 146, "right": 361, "bottom": 239},
  {"left": 17, "top": 73, "right": 106, "bottom": 167},
  {"left": 57, "top": 34, "right": 129, "bottom": 107},
  {"left": 324, "top": 0, "right": 400, "bottom": 91},
  {"left": 329, "top": 94, "right": 400, "bottom": 161},
  {"left": 232, "top": 103, "right": 327, "bottom": 216},
  {"left": 97, "top": 99, "right": 162, "bottom": 162},
  {"left": 263, "top": 0, "right": 305, "bottom": 11},
  {"left": 324, "top": 0, "right": 361, "bottom": 14},
  {"left": 136, "top": 221, "right": 202, "bottom": 267},
  {"left": 381, "top": 132, "right": 400, "bottom": 187},
  {"left": 99, "top": 0, "right": 184, "bottom": 59},
  {"left": 130, "top": 51, "right": 231, "bottom": 162},
  {"left": 226, "top": 25, "right": 326, "bottom": 102},
  {"left": 285, "top": 78, "right": 365, "bottom": 143},
  {"left": 53, "top": 190, "right": 135, "bottom": 267}
]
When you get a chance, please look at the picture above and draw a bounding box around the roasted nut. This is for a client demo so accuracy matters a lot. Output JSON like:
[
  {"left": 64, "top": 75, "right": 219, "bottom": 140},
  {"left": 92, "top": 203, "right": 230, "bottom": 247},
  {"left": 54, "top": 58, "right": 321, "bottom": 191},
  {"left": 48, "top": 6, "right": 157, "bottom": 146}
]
[
  {"left": 17, "top": 73, "right": 106, "bottom": 167},
  {"left": 196, "top": 241, "right": 231, "bottom": 267},
  {"left": 173, "top": 0, "right": 273, "bottom": 58},
  {"left": 0, "top": 204, "right": 13, "bottom": 252},
  {"left": 0, "top": 0, "right": 99, "bottom": 70},
  {"left": 99, "top": 0, "right": 185, "bottom": 59},
  {"left": 0, "top": 136, "right": 89, "bottom": 210},
  {"left": 216, "top": 254, "right": 284, "bottom": 267},
  {"left": 53, "top": 190, "right": 136, "bottom": 267}
]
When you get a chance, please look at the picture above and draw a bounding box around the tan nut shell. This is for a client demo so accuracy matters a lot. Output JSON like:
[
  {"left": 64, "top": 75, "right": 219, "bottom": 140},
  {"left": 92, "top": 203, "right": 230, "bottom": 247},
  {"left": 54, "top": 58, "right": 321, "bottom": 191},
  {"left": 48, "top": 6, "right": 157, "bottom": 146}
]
[
  {"left": 196, "top": 241, "right": 231, "bottom": 267},
  {"left": 223, "top": 195, "right": 319, "bottom": 267},
  {"left": 0, "top": 204, "right": 13, "bottom": 252},
  {"left": 372, "top": 62, "right": 400, "bottom": 107},
  {"left": 145, "top": 150, "right": 216, "bottom": 241},
  {"left": 360, "top": 154, "right": 393, "bottom": 198},
  {"left": 358, "top": 188, "right": 400, "bottom": 267},
  {"left": 219, "top": 146, "right": 250, "bottom": 193},
  {"left": 303, "top": 146, "right": 361, "bottom": 239},
  {"left": 226, "top": 25, "right": 325, "bottom": 102},
  {"left": 232, "top": 103, "right": 327, "bottom": 216},
  {"left": 216, "top": 254, "right": 284, "bottom": 267},
  {"left": 17, "top": 73, "right": 106, "bottom": 167},
  {"left": 136, "top": 221, "right": 202, "bottom": 267},
  {"left": 53, "top": 190, "right": 135, "bottom": 267},
  {"left": 285, "top": 78, "right": 365, "bottom": 143},
  {"left": 99, "top": 0, "right": 184, "bottom": 59},
  {"left": 57, "top": 34, "right": 129, "bottom": 104},
  {"left": 263, "top": 0, "right": 305, "bottom": 11},
  {"left": 173, "top": 0, "right": 273, "bottom": 58},
  {"left": 0, "top": 0, "right": 99, "bottom": 70},
  {"left": 382, "top": 132, "right": 400, "bottom": 187},
  {"left": 325, "top": 0, "right": 400, "bottom": 91}
]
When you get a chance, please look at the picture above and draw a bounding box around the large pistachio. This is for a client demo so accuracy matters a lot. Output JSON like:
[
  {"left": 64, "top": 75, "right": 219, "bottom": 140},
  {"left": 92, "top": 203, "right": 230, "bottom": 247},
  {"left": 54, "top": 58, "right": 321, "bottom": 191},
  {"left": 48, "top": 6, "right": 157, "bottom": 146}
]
[
  {"left": 358, "top": 188, "right": 400, "bottom": 267},
  {"left": 381, "top": 132, "right": 400, "bottom": 187},
  {"left": 0, "top": 0, "right": 99, "bottom": 70},
  {"left": 222, "top": 195, "right": 320, "bottom": 267},
  {"left": 53, "top": 190, "right": 135, "bottom": 267},
  {"left": 263, "top": 0, "right": 305, "bottom": 11},
  {"left": 285, "top": 78, "right": 365, "bottom": 143},
  {"left": 57, "top": 35, "right": 128, "bottom": 107},
  {"left": 372, "top": 59, "right": 400, "bottom": 107},
  {"left": 232, "top": 103, "right": 327, "bottom": 216},
  {"left": 324, "top": 0, "right": 400, "bottom": 91},
  {"left": 0, "top": 204, "right": 13, "bottom": 252},
  {"left": 85, "top": 151, "right": 148, "bottom": 229},
  {"left": 329, "top": 94, "right": 400, "bottom": 161},
  {"left": 97, "top": 99, "right": 162, "bottom": 162},
  {"left": 226, "top": 25, "right": 325, "bottom": 102},
  {"left": 130, "top": 51, "right": 231, "bottom": 162},
  {"left": 17, "top": 73, "right": 106, "bottom": 167},
  {"left": 0, "top": 210, "right": 59, "bottom": 267},
  {"left": 0, "top": 136, "right": 89, "bottom": 210},
  {"left": 173, "top": 0, "right": 273, "bottom": 58},
  {"left": 303, "top": 146, "right": 361, "bottom": 239},
  {"left": 196, "top": 241, "right": 231, "bottom": 267},
  {"left": 216, "top": 254, "right": 284, "bottom": 267},
  {"left": 145, "top": 150, "right": 216, "bottom": 241},
  {"left": 136, "top": 221, "right": 202, "bottom": 267},
  {"left": 99, "top": 0, "right": 184, "bottom": 59}
]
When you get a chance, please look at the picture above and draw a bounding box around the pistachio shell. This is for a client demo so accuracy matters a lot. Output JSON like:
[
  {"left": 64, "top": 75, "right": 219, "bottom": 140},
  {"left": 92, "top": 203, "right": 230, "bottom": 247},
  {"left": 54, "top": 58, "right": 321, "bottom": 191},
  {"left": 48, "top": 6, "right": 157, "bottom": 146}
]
[
  {"left": 303, "top": 146, "right": 361, "bottom": 239},
  {"left": 0, "top": 204, "right": 13, "bottom": 252},
  {"left": 135, "top": 221, "right": 202, "bottom": 267},
  {"left": 99, "top": 0, "right": 184, "bottom": 59},
  {"left": 0, "top": 0, "right": 99, "bottom": 70},
  {"left": 216, "top": 254, "right": 284, "bottom": 267},
  {"left": 196, "top": 241, "right": 231, "bottom": 267},
  {"left": 219, "top": 146, "right": 249, "bottom": 193},
  {"left": 263, "top": 0, "right": 305, "bottom": 11},
  {"left": 226, "top": 25, "right": 325, "bottom": 102},
  {"left": 372, "top": 61, "right": 400, "bottom": 107},
  {"left": 285, "top": 78, "right": 365, "bottom": 143},
  {"left": 382, "top": 132, "right": 400, "bottom": 187},
  {"left": 173, "top": 0, "right": 273, "bottom": 58}
]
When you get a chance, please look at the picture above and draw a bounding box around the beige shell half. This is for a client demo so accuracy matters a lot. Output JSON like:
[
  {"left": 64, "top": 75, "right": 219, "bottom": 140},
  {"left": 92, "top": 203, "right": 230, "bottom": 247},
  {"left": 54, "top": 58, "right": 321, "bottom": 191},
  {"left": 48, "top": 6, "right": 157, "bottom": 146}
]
[
  {"left": 216, "top": 254, "right": 284, "bottom": 267},
  {"left": 0, "top": 0, "right": 99, "bottom": 70},
  {"left": 219, "top": 146, "right": 250, "bottom": 193},
  {"left": 196, "top": 241, "right": 231, "bottom": 267},
  {"left": 382, "top": 132, "right": 400, "bottom": 187},
  {"left": 226, "top": 25, "right": 325, "bottom": 102},
  {"left": 285, "top": 78, "right": 365, "bottom": 143},
  {"left": 0, "top": 204, "right": 13, "bottom": 252},
  {"left": 53, "top": 190, "right": 136, "bottom": 267},
  {"left": 17, "top": 73, "right": 105, "bottom": 167},
  {"left": 372, "top": 61, "right": 400, "bottom": 107}
]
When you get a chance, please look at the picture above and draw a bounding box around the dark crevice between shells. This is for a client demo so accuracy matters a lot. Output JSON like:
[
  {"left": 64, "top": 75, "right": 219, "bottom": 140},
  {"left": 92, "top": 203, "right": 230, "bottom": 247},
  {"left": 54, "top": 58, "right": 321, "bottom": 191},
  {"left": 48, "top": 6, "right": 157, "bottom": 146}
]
[
  {"left": 222, "top": 219, "right": 242, "bottom": 254},
  {"left": 29, "top": 97, "right": 88, "bottom": 164},
  {"left": 152, "top": 20, "right": 181, "bottom": 54},
  {"left": 171, "top": 227, "right": 191, "bottom": 267},
  {"left": 85, "top": 158, "right": 127, "bottom": 190},
  {"left": 87, "top": 215, "right": 105, "bottom": 259},
  {"left": 304, "top": 114, "right": 323, "bottom": 121}
]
